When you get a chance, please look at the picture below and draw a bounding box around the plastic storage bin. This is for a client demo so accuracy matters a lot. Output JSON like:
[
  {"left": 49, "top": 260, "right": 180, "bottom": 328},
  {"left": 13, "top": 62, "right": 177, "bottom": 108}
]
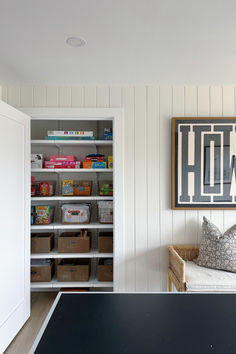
[
  {"left": 61, "top": 204, "right": 91, "bottom": 224},
  {"left": 97, "top": 201, "right": 113, "bottom": 224}
]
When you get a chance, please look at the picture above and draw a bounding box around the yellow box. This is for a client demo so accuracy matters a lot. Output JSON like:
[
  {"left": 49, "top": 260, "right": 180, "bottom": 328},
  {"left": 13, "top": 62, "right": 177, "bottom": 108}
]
[
  {"left": 108, "top": 156, "right": 113, "bottom": 169},
  {"left": 62, "top": 180, "right": 74, "bottom": 196}
]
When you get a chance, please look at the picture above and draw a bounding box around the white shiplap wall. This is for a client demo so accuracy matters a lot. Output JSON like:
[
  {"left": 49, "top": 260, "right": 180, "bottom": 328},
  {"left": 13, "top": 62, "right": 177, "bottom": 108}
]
[{"left": 2, "top": 85, "right": 236, "bottom": 292}]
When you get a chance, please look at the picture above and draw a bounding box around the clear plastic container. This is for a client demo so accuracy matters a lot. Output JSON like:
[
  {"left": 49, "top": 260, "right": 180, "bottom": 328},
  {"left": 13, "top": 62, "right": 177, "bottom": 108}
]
[
  {"left": 97, "top": 201, "right": 113, "bottom": 224},
  {"left": 61, "top": 204, "right": 91, "bottom": 224}
]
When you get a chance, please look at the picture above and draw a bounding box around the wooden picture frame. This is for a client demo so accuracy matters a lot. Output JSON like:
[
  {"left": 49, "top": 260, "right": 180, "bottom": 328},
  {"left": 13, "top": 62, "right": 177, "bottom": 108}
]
[{"left": 172, "top": 117, "right": 236, "bottom": 209}]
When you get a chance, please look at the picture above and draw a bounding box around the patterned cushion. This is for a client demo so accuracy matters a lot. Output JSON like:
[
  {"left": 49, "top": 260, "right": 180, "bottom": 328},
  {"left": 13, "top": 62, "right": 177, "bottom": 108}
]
[{"left": 194, "top": 217, "right": 236, "bottom": 273}]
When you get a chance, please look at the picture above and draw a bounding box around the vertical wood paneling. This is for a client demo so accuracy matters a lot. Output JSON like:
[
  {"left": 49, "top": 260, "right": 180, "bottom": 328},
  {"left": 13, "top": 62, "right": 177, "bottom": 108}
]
[
  {"left": 109, "top": 88, "right": 122, "bottom": 108},
  {"left": 122, "top": 87, "right": 135, "bottom": 291},
  {"left": 222, "top": 86, "right": 235, "bottom": 116},
  {"left": 109, "top": 87, "right": 122, "bottom": 107},
  {"left": 71, "top": 87, "right": 84, "bottom": 107},
  {"left": 197, "top": 86, "right": 210, "bottom": 116},
  {"left": 10, "top": 84, "right": 236, "bottom": 292},
  {"left": 210, "top": 86, "right": 222, "bottom": 117},
  {"left": 59, "top": 87, "right": 71, "bottom": 107},
  {"left": 210, "top": 86, "right": 224, "bottom": 231},
  {"left": 20, "top": 87, "right": 33, "bottom": 107},
  {"left": 159, "top": 86, "right": 172, "bottom": 291},
  {"left": 97, "top": 87, "right": 109, "bottom": 107},
  {"left": 222, "top": 86, "right": 236, "bottom": 230},
  {"left": 7, "top": 86, "right": 20, "bottom": 107},
  {"left": 147, "top": 86, "right": 160, "bottom": 291},
  {"left": 134, "top": 87, "right": 148, "bottom": 291},
  {"left": 197, "top": 86, "right": 211, "bottom": 240},
  {"left": 184, "top": 86, "right": 198, "bottom": 244},
  {"left": 84, "top": 87, "right": 96, "bottom": 107},
  {"left": 46, "top": 87, "right": 59, "bottom": 107},
  {"left": 172, "top": 86, "right": 186, "bottom": 244},
  {"left": 33, "top": 87, "right": 46, "bottom": 107},
  {"left": 1, "top": 86, "right": 8, "bottom": 102}
]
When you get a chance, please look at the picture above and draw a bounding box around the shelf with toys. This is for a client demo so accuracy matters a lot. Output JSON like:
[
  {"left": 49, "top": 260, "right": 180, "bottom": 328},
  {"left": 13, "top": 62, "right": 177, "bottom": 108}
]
[{"left": 30, "top": 117, "right": 116, "bottom": 291}]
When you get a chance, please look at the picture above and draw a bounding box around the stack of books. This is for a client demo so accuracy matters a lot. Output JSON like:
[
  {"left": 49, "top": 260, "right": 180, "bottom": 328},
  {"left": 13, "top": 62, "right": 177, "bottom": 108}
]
[{"left": 45, "top": 130, "right": 96, "bottom": 140}]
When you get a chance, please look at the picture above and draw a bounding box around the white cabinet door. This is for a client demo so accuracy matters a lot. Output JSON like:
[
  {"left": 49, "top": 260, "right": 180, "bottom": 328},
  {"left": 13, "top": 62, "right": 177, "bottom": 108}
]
[{"left": 0, "top": 100, "right": 30, "bottom": 353}]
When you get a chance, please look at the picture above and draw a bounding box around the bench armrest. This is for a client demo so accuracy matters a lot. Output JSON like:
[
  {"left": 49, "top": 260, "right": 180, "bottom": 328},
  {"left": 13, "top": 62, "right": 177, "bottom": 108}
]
[{"left": 168, "top": 245, "right": 185, "bottom": 283}]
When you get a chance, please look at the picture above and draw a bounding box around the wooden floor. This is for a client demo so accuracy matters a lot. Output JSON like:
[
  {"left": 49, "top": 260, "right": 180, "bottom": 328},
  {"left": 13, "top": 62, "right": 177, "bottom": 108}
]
[{"left": 5, "top": 292, "right": 57, "bottom": 354}]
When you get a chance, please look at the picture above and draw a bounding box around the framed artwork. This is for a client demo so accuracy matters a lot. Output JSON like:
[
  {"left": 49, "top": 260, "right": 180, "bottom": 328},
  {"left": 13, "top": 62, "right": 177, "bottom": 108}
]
[{"left": 172, "top": 117, "right": 236, "bottom": 209}]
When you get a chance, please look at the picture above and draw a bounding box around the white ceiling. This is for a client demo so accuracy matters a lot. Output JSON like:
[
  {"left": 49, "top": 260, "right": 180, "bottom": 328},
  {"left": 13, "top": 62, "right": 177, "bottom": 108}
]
[{"left": 1, "top": 0, "right": 236, "bottom": 85}]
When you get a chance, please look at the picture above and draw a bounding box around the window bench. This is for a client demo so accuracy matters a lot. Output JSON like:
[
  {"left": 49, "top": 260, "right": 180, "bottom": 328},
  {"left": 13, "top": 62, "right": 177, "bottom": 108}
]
[{"left": 168, "top": 245, "right": 236, "bottom": 292}]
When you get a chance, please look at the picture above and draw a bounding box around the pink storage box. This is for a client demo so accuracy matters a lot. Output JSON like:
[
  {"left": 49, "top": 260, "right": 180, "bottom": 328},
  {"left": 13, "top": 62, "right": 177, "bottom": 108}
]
[
  {"left": 44, "top": 161, "right": 81, "bottom": 169},
  {"left": 50, "top": 155, "right": 75, "bottom": 162}
]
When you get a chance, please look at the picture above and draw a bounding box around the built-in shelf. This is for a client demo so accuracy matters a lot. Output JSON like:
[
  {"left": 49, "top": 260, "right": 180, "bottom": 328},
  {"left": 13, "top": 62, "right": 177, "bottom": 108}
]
[
  {"left": 92, "top": 279, "right": 113, "bottom": 288},
  {"left": 30, "top": 276, "right": 113, "bottom": 289},
  {"left": 31, "top": 168, "right": 113, "bottom": 173},
  {"left": 28, "top": 109, "right": 119, "bottom": 292},
  {"left": 31, "top": 140, "right": 113, "bottom": 147},
  {"left": 31, "top": 222, "right": 113, "bottom": 230},
  {"left": 31, "top": 249, "right": 113, "bottom": 259},
  {"left": 31, "top": 196, "right": 113, "bottom": 201}
]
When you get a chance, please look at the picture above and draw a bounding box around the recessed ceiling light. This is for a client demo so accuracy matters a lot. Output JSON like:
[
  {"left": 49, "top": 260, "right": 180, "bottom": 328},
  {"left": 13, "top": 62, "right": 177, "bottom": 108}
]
[{"left": 66, "top": 37, "right": 86, "bottom": 47}]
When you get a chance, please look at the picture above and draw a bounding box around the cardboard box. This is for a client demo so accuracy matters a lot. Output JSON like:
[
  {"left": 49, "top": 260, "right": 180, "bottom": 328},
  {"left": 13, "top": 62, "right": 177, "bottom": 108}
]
[
  {"left": 85, "top": 154, "right": 104, "bottom": 161},
  {"left": 31, "top": 260, "right": 54, "bottom": 282},
  {"left": 39, "top": 182, "right": 55, "bottom": 196},
  {"left": 82, "top": 161, "right": 92, "bottom": 169},
  {"left": 50, "top": 155, "right": 75, "bottom": 161},
  {"left": 48, "top": 130, "right": 93, "bottom": 137},
  {"left": 44, "top": 161, "right": 81, "bottom": 169},
  {"left": 62, "top": 180, "right": 74, "bottom": 196},
  {"left": 97, "top": 263, "right": 113, "bottom": 282},
  {"left": 58, "top": 232, "right": 91, "bottom": 253},
  {"left": 31, "top": 154, "right": 43, "bottom": 169},
  {"left": 103, "top": 128, "right": 112, "bottom": 140},
  {"left": 31, "top": 206, "right": 35, "bottom": 225},
  {"left": 82, "top": 161, "right": 107, "bottom": 169},
  {"left": 57, "top": 259, "right": 90, "bottom": 282},
  {"left": 92, "top": 161, "right": 107, "bottom": 169},
  {"left": 98, "top": 232, "right": 113, "bottom": 253},
  {"left": 31, "top": 233, "right": 54, "bottom": 253},
  {"left": 108, "top": 156, "right": 113, "bottom": 169}
]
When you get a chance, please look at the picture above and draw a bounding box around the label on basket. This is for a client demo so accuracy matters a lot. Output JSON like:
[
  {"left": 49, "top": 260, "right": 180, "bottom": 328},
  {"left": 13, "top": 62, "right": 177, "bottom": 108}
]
[
  {"left": 68, "top": 210, "right": 83, "bottom": 217},
  {"left": 62, "top": 204, "right": 90, "bottom": 223}
]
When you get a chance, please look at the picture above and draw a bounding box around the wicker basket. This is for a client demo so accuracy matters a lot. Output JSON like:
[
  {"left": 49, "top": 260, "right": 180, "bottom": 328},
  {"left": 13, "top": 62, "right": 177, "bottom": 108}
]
[{"left": 168, "top": 245, "right": 199, "bottom": 292}]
